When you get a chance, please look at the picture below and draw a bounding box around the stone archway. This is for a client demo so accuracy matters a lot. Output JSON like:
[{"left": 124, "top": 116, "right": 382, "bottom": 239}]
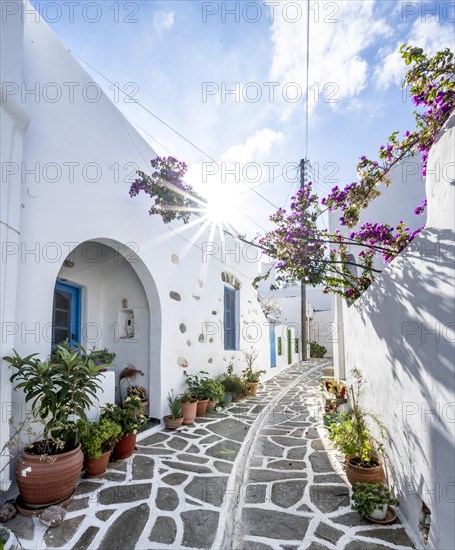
[{"left": 54, "top": 239, "right": 161, "bottom": 419}]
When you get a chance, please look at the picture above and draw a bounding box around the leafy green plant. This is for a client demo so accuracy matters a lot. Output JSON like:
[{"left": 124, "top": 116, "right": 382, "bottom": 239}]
[
  {"left": 78, "top": 418, "right": 121, "bottom": 459},
  {"left": 311, "top": 341, "right": 327, "bottom": 358},
  {"left": 167, "top": 390, "right": 182, "bottom": 419},
  {"left": 242, "top": 349, "right": 265, "bottom": 383},
  {"left": 203, "top": 379, "right": 225, "bottom": 402},
  {"left": 4, "top": 345, "right": 104, "bottom": 453},
  {"left": 100, "top": 396, "right": 147, "bottom": 435},
  {"left": 218, "top": 364, "right": 244, "bottom": 395},
  {"left": 328, "top": 369, "right": 384, "bottom": 466},
  {"left": 351, "top": 483, "right": 399, "bottom": 518},
  {"left": 179, "top": 391, "right": 195, "bottom": 404},
  {"left": 88, "top": 347, "right": 117, "bottom": 366},
  {"left": 184, "top": 370, "right": 211, "bottom": 399}
]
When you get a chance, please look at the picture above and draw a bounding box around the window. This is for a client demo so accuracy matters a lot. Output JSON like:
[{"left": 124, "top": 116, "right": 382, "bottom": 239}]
[
  {"left": 295, "top": 338, "right": 299, "bottom": 353},
  {"left": 277, "top": 336, "right": 283, "bottom": 355},
  {"left": 52, "top": 281, "right": 81, "bottom": 348},
  {"left": 224, "top": 286, "right": 238, "bottom": 350}
]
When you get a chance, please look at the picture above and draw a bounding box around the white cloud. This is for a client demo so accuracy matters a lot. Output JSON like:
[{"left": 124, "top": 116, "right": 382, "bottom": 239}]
[
  {"left": 375, "top": 19, "right": 455, "bottom": 90},
  {"left": 267, "top": 0, "right": 392, "bottom": 116},
  {"left": 153, "top": 11, "right": 174, "bottom": 35},
  {"left": 221, "top": 128, "right": 284, "bottom": 164}
]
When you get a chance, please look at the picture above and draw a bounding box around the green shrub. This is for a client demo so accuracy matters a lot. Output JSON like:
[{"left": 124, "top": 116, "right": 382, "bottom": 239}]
[
  {"left": 351, "top": 483, "right": 399, "bottom": 517},
  {"left": 310, "top": 341, "right": 327, "bottom": 358},
  {"left": 78, "top": 418, "right": 122, "bottom": 459}
]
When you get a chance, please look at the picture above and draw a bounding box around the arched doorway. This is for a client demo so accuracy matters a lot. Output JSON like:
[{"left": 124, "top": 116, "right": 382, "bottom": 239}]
[{"left": 52, "top": 239, "right": 161, "bottom": 419}]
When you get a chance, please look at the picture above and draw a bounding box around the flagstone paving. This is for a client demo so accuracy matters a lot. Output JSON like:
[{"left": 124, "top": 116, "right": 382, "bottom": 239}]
[{"left": 4, "top": 359, "right": 419, "bottom": 549}]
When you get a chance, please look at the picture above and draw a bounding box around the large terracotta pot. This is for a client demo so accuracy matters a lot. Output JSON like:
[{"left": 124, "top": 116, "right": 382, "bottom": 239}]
[
  {"left": 206, "top": 400, "right": 217, "bottom": 412},
  {"left": 83, "top": 451, "right": 111, "bottom": 477},
  {"left": 345, "top": 454, "right": 387, "bottom": 488},
  {"left": 16, "top": 442, "right": 83, "bottom": 507},
  {"left": 163, "top": 415, "right": 184, "bottom": 430},
  {"left": 247, "top": 382, "right": 259, "bottom": 395},
  {"left": 181, "top": 400, "right": 197, "bottom": 425},
  {"left": 113, "top": 433, "right": 137, "bottom": 459},
  {"left": 196, "top": 399, "right": 209, "bottom": 417}
]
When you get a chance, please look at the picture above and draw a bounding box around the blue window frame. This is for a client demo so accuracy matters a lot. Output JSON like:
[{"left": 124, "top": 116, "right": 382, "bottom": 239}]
[
  {"left": 224, "top": 286, "right": 238, "bottom": 350},
  {"left": 52, "top": 281, "right": 81, "bottom": 348}
]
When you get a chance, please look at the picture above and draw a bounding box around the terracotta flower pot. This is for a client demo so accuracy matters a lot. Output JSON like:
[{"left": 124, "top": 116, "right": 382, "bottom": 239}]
[
  {"left": 16, "top": 442, "right": 83, "bottom": 507},
  {"left": 113, "top": 433, "right": 137, "bottom": 459},
  {"left": 141, "top": 401, "right": 148, "bottom": 416},
  {"left": 206, "top": 400, "right": 217, "bottom": 412},
  {"left": 181, "top": 400, "right": 197, "bottom": 425},
  {"left": 345, "top": 454, "right": 387, "bottom": 488},
  {"left": 196, "top": 399, "right": 209, "bottom": 417},
  {"left": 83, "top": 451, "right": 111, "bottom": 477},
  {"left": 163, "top": 415, "right": 184, "bottom": 429},
  {"left": 247, "top": 382, "right": 259, "bottom": 395}
]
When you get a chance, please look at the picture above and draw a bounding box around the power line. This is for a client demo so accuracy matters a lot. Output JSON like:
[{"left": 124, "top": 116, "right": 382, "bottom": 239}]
[{"left": 70, "top": 50, "right": 279, "bottom": 211}]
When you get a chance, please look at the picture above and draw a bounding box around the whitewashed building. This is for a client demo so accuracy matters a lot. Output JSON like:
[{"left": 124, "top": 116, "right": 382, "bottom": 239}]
[{"left": 0, "top": 1, "right": 300, "bottom": 488}]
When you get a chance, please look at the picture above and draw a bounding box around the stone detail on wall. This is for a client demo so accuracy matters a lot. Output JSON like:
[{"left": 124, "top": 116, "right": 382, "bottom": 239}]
[
  {"left": 198, "top": 279, "right": 203, "bottom": 287},
  {"left": 192, "top": 295, "right": 201, "bottom": 301},
  {"left": 212, "top": 311, "right": 217, "bottom": 315},
  {"left": 198, "top": 334, "right": 205, "bottom": 343},
  {"left": 177, "top": 357, "right": 188, "bottom": 368},
  {"left": 221, "top": 272, "right": 241, "bottom": 290},
  {"left": 186, "top": 340, "right": 191, "bottom": 347},
  {"left": 171, "top": 254, "right": 179, "bottom": 264},
  {"left": 170, "top": 291, "right": 181, "bottom": 301},
  {"left": 179, "top": 324, "right": 186, "bottom": 333},
  {"left": 208, "top": 358, "right": 213, "bottom": 364}
]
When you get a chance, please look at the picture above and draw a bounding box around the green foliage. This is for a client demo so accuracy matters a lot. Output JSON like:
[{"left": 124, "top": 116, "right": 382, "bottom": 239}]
[
  {"left": 184, "top": 370, "right": 210, "bottom": 399},
  {"left": 78, "top": 418, "right": 122, "bottom": 459},
  {"left": 100, "top": 396, "right": 147, "bottom": 435},
  {"left": 167, "top": 390, "right": 182, "bottom": 419},
  {"left": 328, "top": 369, "right": 384, "bottom": 466},
  {"left": 87, "top": 347, "right": 117, "bottom": 366},
  {"left": 179, "top": 391, "right": 195, "bottom": 404},
  {"left": 310, "top": 341, "right": 327, "bottom": 358},
  {"left": 4, "top": 345, "right": 104, "bottom": 452},
  {"left": 351, "top": 483, "right": 399, "bottom": 518},
  {"left": 242, "top": 349, "right": 266, "bottom": 383},
  {"left": 218, "top": 364, "right": 246, "bottom": 395},
  {"left": 203, "top": 379, "right": 225, "bottom": 402}
]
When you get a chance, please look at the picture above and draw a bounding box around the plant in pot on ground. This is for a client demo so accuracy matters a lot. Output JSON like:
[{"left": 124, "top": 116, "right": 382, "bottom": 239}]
[
  {"left": 179, "top": 391, "right": 198, "bottom": 425},
  {"left": 100, "top": 396, "right": 147, "bottom": 459},
  {"left": 4, "top": 344, "right": 105, "bottom": 508},
  {"left": 351, "top": 482, "right": 399, "bottom": 521},
  {"left": 328, "top": 368, "right": 386, "bottom": 487},
  {"left": 126, "top": 385, "right": 148, "bottom": 415},
  {"left": 321, "top": 378, "right": 348, "bottom": 410},
  {"left": 78, "top": 418, "right": 122, "bottom": 476},
  {"left": 164, "top": 390, "right": 184, "bottom": 429},
  {"left": 184, "top": 370, "right": 212, "bottom": 416},
  {"left": 242, "top": 349, "right": 265, "bottom": 395},
  {"left": 218, "top": 364, "right": 246, "bottom": 404},
  {"left": 310, "top": 341, "right": 327, "bottom": 358},
  {"left": 204, "top": 379, "right": 225, "bottom": 412}
]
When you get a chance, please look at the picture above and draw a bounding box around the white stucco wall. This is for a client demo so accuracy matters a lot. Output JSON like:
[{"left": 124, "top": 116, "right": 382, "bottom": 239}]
[
  {"left": 309, "top": 310, "right": 334, "bottom": 357},
  {"left": 341, "top": 113, "right": 455, "bottom": 549},
  {"left": 0, "top": 1, "right": 275, "bottom": 486}
]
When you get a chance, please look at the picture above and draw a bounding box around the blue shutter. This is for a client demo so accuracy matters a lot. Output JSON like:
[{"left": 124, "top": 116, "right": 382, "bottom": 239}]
[{"left": 224, "top": 287, "right": 236, "bottom": 350}]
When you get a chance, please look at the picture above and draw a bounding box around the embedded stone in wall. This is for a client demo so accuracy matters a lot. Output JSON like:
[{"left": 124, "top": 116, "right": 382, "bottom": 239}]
[
  {"left": 198, "top": 334, "right": 205, "bottom": 343},
  {"left": 186, "top": 340, "right": 191, "bottom": 347},
  {"left": 171, "top": 254, "right": 179, "bottom": 265},
  {"left": 221, "top": 271, "right": 241, "bottom": 290},
  {"left": 198, "top": 279, "right": 203, "bottom": 287},
  {"left": 209, "top": 338, "right": 214, "bottom": 343},
  {"left": 170, "top": 291, "right": 181, "bottom": 301},
  {"left": 212, "top": 311, "right": 217, "bottom": 315},
  {"left": 179, "top": 323, "right": 186, "bottom": 333},
  {"left": 192, "top": 295, "right": 201, "bottom": 301},
  {"left": 177, "top": 357, "right": 188, "bottom": 368},
  {"left": 208, "top": 358, "right": 213, "bottom": 364}
]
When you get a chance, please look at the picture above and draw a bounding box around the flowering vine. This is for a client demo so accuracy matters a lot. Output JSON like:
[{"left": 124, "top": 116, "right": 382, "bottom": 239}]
[{"left": 129, "top": 156, "right": 205, "bottom": 224}]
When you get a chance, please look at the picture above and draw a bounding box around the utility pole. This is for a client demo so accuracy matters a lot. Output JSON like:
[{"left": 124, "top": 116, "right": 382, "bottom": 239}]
[{"left": 300, "top": 158, "right": 308, "bottom": 361}]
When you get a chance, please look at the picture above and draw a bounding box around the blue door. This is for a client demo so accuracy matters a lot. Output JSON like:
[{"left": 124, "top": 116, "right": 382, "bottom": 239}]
[
  {"left": 269, "top": 324, "right": 277, "bottom": 368},
  {"left": 52, "top": 281, "right": 81, "bottom": 347}
]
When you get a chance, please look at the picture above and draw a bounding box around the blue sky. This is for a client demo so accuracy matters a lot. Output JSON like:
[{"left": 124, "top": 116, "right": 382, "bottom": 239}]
[{"left": 30, "top": 0, "right": 454, "bottom": 237}]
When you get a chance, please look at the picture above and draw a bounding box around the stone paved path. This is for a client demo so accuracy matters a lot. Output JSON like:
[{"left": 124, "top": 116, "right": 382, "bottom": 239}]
[{"left": 5, "top": 360, "right": 419, "bottom": 549}]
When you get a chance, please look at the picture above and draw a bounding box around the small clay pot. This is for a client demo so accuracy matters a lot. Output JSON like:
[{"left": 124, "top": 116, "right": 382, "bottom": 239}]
[
  {"left": 84, "top": 451, "right": 111, "bottom": 477},
  {"left": 196, "top": 399, "right": 209, "bottom": 417},
  {"left": 181, "top": 400, "right": 198, "bottom": 425},
  {"left": 164, "top": 415, "right": 184, "bottom": 429},
  {"left": 345, "top": 454, "right": 386, "bottom": 488},
  {"left": 113, "top": 433, "right": 137, "bottom": 460}
]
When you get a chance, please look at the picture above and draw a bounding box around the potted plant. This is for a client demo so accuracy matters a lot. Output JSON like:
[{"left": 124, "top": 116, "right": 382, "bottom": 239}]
[
  {"left": 179, "top": 391, "right": 198, "bottom": 425},
  {"left": 88, "top": 347, "right": 117, "bottom": 371},
  {"left": 204, "top": 379, "right": 225, "bottom": 412},
  {"left": 242, "top": 349, "right": 265, "bottom": 395},
  {"left": 164, "top": 390, "right": 184, "bottom": 429},
  {"left": 351, "top": 483, "right": 399, "bottom": 522},
  {"left": 4, "top": 345, "right": 105, "bottom": 508},
  {"left": 328, "top": 369, "right": 386, "bottom": 487},
  {"left": 78, "top": 418, "right": 121, "bottom": 476},
  {"left": 184, "top": 370, "right": 211, "bottom": 416},
  {"left": 126, "top": 385, "right": 148, "bottom": 415},
  {"left": 100, "top": 396, "right": 147, "bottom": 459}
]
